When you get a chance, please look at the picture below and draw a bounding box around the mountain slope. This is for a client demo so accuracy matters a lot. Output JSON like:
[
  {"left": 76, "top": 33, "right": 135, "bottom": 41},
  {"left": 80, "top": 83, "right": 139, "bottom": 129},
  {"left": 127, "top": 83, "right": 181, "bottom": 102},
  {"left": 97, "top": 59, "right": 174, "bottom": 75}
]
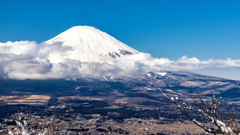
[{"left": 45, "top": 26, "right": 139, "bottom": 62}]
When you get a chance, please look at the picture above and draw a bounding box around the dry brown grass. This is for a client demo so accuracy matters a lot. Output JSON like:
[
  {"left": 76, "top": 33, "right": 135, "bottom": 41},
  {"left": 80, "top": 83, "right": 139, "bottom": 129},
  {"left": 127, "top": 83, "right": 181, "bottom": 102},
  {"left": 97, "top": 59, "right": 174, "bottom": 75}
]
[
  {"left": 0, "top": 95, "right": 50, "bottom": 105},
  {"left": 123, "top": 122, "right": 207, "bottom": 134},
  {"left": 113, "top": 98, "right": 128, "bottom": 104},
  {"left": 58, "top": 96, "right": 103, "bottom": 101}
]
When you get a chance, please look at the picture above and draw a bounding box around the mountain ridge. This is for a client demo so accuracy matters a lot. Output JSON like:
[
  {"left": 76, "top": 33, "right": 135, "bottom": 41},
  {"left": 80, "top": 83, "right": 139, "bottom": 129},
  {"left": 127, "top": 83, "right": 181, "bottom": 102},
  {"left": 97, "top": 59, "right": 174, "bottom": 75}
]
[{"left": 45, "top": 26, "right": 139, "bottom": 63}]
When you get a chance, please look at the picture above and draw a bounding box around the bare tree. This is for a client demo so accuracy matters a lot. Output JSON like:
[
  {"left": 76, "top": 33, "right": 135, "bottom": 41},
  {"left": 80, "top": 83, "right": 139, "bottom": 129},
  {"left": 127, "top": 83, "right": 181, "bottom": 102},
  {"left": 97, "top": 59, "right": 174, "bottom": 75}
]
[
  {"left": 171, "top": 92, "right": 240, "bottom": 135},
  {"left": 8, "top": 113, "right": 57, "bottom": 135}
]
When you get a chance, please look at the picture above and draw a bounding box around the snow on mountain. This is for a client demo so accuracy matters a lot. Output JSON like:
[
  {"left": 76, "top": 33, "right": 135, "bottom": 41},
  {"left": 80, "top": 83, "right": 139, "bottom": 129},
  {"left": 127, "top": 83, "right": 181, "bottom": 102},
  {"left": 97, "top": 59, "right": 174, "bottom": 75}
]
[
  {"left": 1, "top": 26, "right": 240, "bottom": 80},
  {"left": 45, "top": 26, "right": 139, "bottom": 63}
]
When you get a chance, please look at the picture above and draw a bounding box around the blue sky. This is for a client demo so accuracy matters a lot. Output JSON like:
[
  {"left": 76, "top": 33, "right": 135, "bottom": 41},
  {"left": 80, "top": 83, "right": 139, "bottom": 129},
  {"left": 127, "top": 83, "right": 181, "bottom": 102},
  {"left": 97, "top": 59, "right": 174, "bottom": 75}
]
[{"left": 1, "top": 0, "right": 240, "bottom": 80}]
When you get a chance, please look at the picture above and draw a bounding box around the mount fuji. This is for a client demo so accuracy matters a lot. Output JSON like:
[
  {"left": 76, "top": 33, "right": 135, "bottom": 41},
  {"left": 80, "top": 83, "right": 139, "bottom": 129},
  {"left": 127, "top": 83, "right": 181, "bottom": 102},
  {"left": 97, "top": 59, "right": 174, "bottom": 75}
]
[
  {"left": 1, "top": 25, "right": 240, "bottom": 80},
  {"left": 44, "top": 26, "right": 139, "bottom": 63}
]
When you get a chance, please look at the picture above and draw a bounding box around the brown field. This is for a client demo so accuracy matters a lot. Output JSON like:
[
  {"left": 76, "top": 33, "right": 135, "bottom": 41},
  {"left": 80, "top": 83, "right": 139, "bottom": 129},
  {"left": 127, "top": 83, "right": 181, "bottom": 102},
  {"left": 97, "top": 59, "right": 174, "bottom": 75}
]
[
  {"left": 113, "top": 98, "right": 128, "bottom": 104},
  {"left": 0, "top": 95, "right": 50, "bottom": 105},
  {"left": 123, "top": 122, "right": 207, "bottom": 134},
  {"left": 0, "top": 95, "right": 105, "bottom": 105},
  {"left": 58, "top": 96, "right": 103, "bottom": 101}
]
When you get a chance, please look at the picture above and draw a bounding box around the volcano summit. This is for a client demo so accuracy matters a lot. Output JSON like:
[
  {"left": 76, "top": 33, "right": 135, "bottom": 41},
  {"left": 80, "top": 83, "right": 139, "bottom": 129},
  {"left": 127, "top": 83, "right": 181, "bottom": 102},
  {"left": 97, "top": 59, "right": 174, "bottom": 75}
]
[
  {"left": 45, "top": 26, "right": 139, "bottom": 63},
  {"left": 1, "top": 26, "right": 240, "bottom": 80}
]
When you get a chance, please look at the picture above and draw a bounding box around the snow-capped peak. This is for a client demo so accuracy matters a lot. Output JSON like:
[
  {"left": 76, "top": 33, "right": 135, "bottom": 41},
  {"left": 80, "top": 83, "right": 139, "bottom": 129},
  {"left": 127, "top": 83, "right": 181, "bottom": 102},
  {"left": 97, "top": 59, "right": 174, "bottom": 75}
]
[{"left": 45, "top": 26, "right": 139, "bottom": 63}]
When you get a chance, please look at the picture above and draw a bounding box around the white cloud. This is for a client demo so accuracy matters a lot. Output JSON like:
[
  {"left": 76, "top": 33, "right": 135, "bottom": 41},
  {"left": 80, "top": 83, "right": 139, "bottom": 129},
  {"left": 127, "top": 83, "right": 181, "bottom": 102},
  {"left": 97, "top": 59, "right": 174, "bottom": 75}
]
[
  {"left": 0, "top": 41, "right": 240, "bottom": 80},
  {"left": 0, "top": 41, "right": 39, "bottom": 56}
]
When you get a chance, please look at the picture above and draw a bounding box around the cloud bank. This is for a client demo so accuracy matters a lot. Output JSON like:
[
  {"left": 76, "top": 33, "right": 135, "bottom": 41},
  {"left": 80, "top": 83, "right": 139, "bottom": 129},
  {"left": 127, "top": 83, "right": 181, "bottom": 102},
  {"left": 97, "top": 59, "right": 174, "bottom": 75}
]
[{"left": 0, "top": 41, "right": 240, "bottom": 80}]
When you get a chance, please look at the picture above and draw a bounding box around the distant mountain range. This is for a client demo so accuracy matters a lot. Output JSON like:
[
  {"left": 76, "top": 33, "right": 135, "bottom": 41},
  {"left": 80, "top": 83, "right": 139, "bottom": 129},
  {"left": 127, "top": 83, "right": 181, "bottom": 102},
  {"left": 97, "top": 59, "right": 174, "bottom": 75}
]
[{"left": 1, "top": 71, "right": 239, "bottom": 107}]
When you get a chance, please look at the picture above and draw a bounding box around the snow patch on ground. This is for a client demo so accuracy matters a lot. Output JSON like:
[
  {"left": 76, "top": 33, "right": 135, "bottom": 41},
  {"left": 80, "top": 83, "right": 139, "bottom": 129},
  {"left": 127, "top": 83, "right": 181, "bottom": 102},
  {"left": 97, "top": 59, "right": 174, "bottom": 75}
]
[
  {"left": 154, "top": 72, "right": 167, "bottom": 76},
  {"left": 146, "top": 73, "right": 151, "bottom": 77},
  {"left": 180, "top": 81, "right": 205, "bottom": 87}
]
